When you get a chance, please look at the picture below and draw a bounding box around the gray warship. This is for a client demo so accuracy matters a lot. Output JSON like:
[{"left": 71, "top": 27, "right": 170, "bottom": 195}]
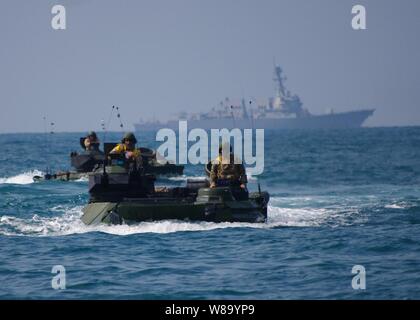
[{"left": 134, "top": 65, "right": 374, "bottom": 131}]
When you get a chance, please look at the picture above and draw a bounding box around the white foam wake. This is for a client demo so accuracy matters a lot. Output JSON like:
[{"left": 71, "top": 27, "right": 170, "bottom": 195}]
[
  {"left": 384, "top": 202, "right": 414, "bottom": 209},
  {"left": 0, "top": 199, "right": 361, "bottom": 237},
  {"left": 74, "top": 176, "right": 89, "bottom": 182},
  {"left": 167, "top": 175, "right": 207, "bottom": 182},
  {"left": 0, "top": 170, "right": 44, "bottom": 185}
]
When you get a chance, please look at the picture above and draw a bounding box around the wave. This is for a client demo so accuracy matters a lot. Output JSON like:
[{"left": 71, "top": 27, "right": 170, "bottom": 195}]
[
  {"left": 74, "top": 176, "right": 89, "bottom": 182},
  {"left": 0, "top": 199, "right": 364, "bottom": 237},
  {"left": 0, "top": 170, "right": 255, "bottom": 186},
  {"left": 384, "top": 202, "right": 414, "bottom": 209},
  {"left": 167, "top": 174, "right": 257, "bottom": 183},
  {"left": 167, "top": 175, "right": 207, "bottom": 182},
  {"left": 0, "top": 170, "right": 44, "bottom": 185}
]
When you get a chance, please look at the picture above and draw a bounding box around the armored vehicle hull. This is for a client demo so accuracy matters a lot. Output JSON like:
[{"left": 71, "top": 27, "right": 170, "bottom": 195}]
[
  {"left": 33, "top": 144, "right": 184, "bottom": 182},
  {"left": 81, "top": 164, "right": 269, "bottom": 225},
  {"left": 82, "top": 188, "right": 268, "bottom": 225}
]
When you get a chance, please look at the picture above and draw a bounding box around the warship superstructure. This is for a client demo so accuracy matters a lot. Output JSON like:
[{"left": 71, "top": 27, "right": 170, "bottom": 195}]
[{"left": 134, "top": 65, "right": 374, "bottom": 131}]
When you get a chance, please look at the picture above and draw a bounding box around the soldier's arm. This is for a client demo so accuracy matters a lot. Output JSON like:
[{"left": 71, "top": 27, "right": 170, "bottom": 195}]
[
  {"left": 109, "top": 144, "right": 122, "bottom": 154},
  {"left": 210, "top": 163, "right": 218, "bottom": 187},
  {"left": 134, "top": 150, "right": 143, "bottom": 168},
  {"left": 238, "top": 164, "right": 248, "bottom": 184},
  {"left": 124, "top": 148, "right": 141, "bottom": 161}
]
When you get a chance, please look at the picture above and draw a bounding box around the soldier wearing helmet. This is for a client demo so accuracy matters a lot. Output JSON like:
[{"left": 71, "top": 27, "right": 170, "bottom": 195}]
[
  {"left": 84, "top": 131, "right": 101, "bottom": 152},
  {"left": 210, "top": 143, "right": 248, "bottom": 190},
  {"left": 110, "top": 132, "right": 141, "bottom": 160}
]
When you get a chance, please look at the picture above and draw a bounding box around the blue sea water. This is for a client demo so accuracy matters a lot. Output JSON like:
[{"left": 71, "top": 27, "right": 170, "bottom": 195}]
[{"left": 0, "top": 127, "right": 419, "bottom": 299}]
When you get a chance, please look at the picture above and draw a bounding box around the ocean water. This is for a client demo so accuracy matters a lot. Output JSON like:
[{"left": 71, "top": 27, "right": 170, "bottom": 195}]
[{"left": 0, "top": 127, "right": 419, "bottom": 299}]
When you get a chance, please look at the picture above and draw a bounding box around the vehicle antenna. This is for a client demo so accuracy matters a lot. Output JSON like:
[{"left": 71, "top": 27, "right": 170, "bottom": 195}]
[
  {"left": 103, "top": 105, "right": 115, "bottom": 143},
  {"left": 43, "top": 116, "right": 50, "bottom": 176},
  {"left": 115, "top": 106, "right": 124, "bottom": 132},
  {"left": 100, "top": 119, "right": 106, "bottom": 141},
  {"left": 50, "top": 121, "right": 55, "bottom": 134},
  {"left": 44, "top": 118, "right": 55, "bottom": 178},
  {"left": 249, "top": 99, "right": 255, "bottom": 129},
  {"left": 43, "top": 116, "right": 47, "bottom": 137}
]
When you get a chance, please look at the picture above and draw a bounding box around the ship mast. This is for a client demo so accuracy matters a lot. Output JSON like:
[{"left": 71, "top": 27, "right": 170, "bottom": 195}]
[
  {"left": 273, "top": 65, "right": 287, "bottom": 99},
  {"left": 272, "top": 63, "right": 287, "bottom": 110}
]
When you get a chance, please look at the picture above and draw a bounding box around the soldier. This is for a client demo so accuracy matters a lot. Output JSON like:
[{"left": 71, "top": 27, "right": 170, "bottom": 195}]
[
  {"left": 84, "top": 131, "right": 100, "bottom": 151},
  {"left": 210, "top": 144, "right": 248, "bottom": 190},
  {"left": 110, "top": 132, "right": 141, "bottom": 160}
]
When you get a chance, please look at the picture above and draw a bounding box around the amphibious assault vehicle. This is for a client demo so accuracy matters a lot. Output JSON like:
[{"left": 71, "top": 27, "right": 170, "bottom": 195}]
[
  {"left": 33, "top": 138, "right": 184, "bottom": 182},
  {"left": 81, "top": 153, "right": 269, "bottom": 225}
]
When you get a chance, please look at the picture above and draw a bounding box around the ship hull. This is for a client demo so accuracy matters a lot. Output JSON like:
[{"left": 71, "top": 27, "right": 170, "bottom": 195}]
[{"left": 134, "top": 109, "right": 375, "bottom": 131}]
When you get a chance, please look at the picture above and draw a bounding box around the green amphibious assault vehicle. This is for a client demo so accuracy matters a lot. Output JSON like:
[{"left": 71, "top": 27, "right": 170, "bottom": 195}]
[
  {"left": 33, "top": 137, "right": 184, "bottom": 182},
  {"left": 81, "top": 153, "right": 269, "bottom": 225}
]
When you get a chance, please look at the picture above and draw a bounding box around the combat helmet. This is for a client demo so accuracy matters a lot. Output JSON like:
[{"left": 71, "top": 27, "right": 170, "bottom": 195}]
[{"left": 122, "top": 132, "right": 137, "bottom": 144}]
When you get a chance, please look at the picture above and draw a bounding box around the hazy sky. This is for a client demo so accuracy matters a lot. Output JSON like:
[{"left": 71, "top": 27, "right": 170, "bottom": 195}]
[{"left": 0, "top": 0, "right": 419, "bottom": 132}]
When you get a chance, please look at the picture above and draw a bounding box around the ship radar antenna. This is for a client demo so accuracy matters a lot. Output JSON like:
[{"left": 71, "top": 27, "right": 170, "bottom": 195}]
[{"left": 273, "top": 65, "right": 287, "bottom": 99}]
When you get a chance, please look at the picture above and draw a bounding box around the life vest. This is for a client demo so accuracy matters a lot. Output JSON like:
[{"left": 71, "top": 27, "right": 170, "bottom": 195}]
[{"left": 111, "top": 144, "right": 141, "bottom": 158}]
